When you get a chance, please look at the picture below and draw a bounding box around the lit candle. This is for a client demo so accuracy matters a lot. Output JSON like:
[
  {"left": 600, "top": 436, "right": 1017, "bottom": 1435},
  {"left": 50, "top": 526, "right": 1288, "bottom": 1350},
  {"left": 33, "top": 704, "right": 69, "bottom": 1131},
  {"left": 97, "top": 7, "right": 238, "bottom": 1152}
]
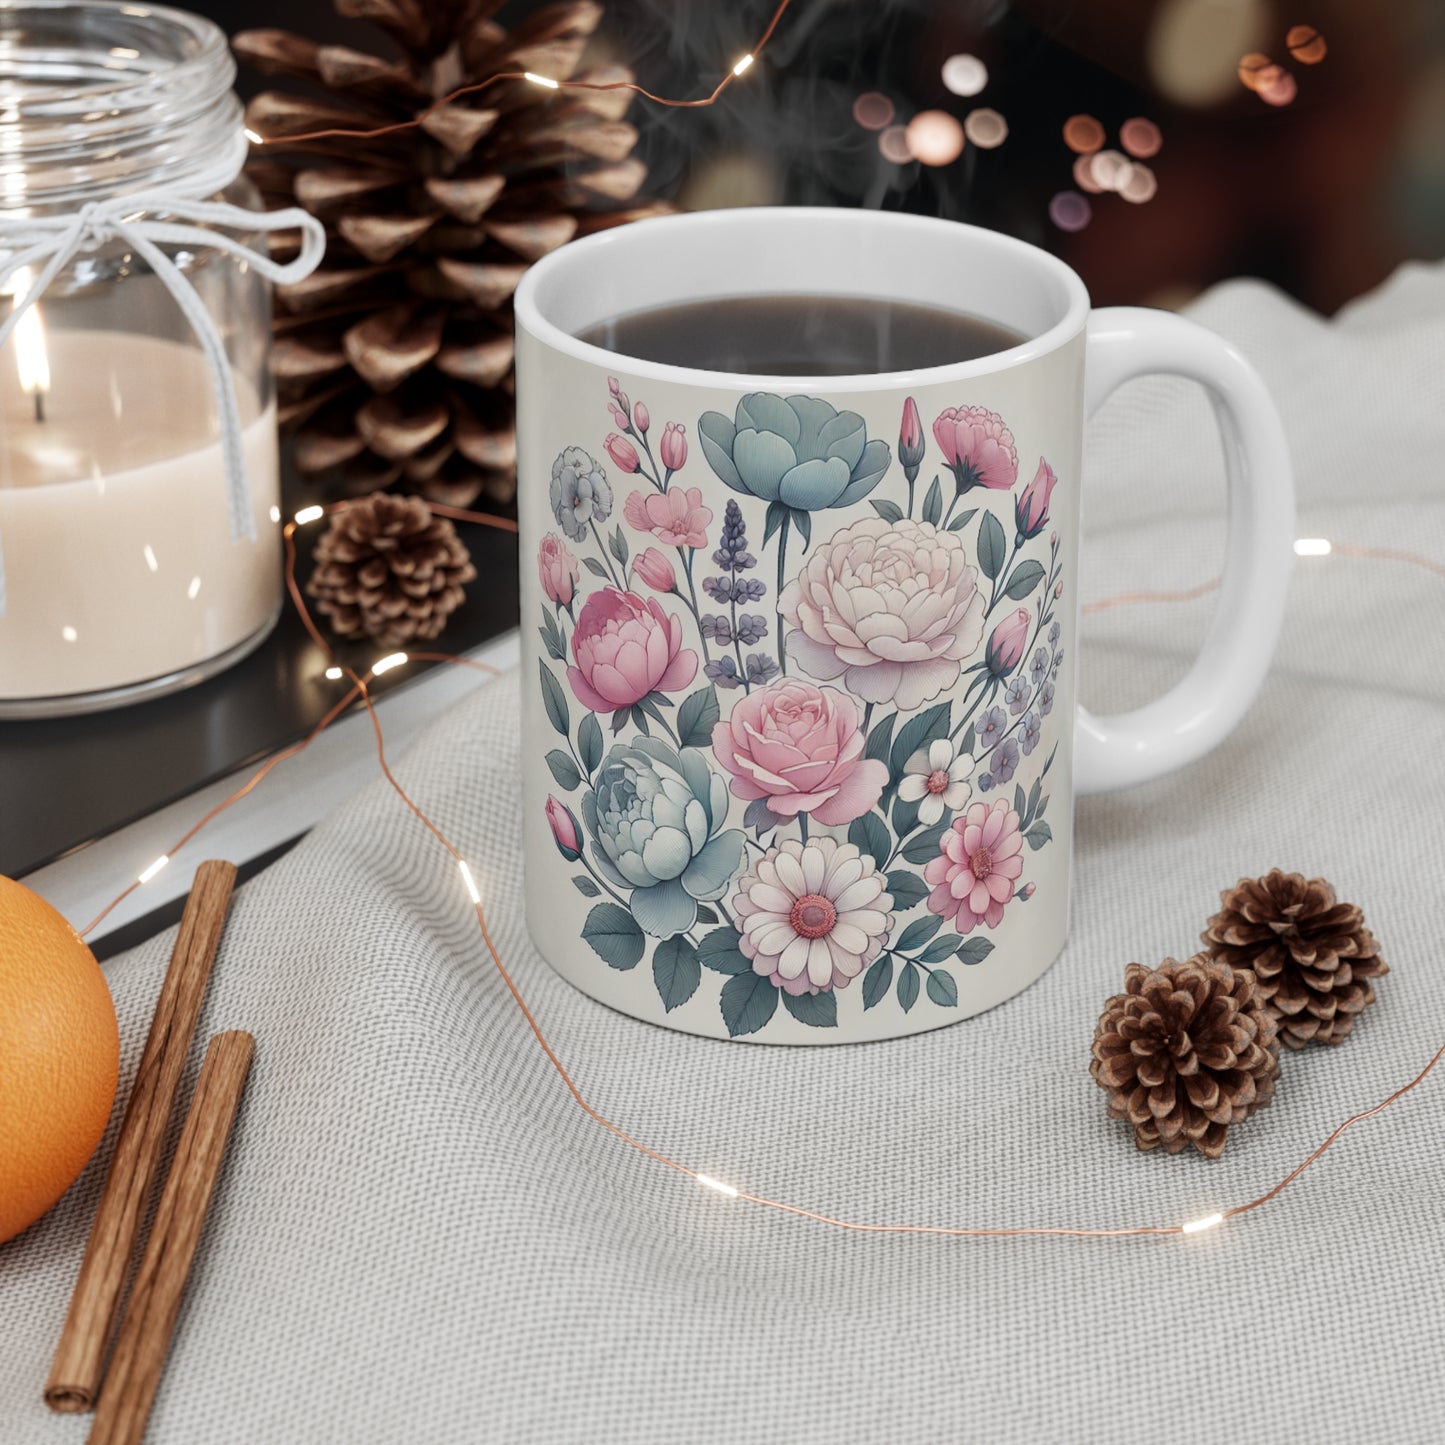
[{"left": 0, "top": 328, "right": 280, "bottom": 707}]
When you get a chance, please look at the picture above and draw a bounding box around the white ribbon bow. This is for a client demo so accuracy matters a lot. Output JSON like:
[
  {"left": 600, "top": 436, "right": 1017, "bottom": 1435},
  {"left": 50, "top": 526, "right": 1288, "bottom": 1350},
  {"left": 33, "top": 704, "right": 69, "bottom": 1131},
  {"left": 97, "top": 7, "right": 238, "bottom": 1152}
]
[{"left": 0, "top": 195, "right": 327, "bottom": 616}]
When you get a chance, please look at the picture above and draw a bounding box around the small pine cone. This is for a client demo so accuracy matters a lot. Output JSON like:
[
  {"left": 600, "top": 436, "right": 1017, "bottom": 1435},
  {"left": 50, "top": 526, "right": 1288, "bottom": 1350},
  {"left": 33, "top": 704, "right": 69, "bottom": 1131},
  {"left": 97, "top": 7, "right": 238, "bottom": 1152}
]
[
  {"left": 1202, "top": 870, "right": 1388, "bottom": 1050},
  {"left": 307, "top": 492, "right": 476, "bottom": 647},
  {"left": 1091, "top": 956, "right": 1281, "bottom": 1159}
]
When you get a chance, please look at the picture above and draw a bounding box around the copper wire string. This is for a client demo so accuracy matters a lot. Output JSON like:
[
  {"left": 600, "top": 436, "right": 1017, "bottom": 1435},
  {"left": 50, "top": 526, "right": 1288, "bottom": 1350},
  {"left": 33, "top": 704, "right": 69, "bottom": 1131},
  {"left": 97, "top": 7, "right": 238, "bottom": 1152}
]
[
  {"left": 252, "top": 0, "right": 796, "bottom": 147},
  {"left": 80, "top": 505, "right": 1445, "bottom": 1241}
]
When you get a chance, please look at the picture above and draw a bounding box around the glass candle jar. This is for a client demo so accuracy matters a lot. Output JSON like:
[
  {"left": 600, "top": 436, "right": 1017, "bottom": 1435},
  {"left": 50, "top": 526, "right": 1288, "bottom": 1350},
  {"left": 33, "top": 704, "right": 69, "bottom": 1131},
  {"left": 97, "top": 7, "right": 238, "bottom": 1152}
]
[{"left": 0, "top": 1, "right": 291, "bottom": 716}]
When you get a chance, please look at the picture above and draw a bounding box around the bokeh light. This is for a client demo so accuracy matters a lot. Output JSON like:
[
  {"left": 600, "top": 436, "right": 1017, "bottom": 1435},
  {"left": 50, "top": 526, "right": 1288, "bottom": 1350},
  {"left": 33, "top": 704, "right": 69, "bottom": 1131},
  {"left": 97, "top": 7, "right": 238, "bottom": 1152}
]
[
  {"left": 1088, "top": 148, "right": 1132, "bottom": 192},
  {"left": 1049, "top": 191, "right": 1093, "bottom": 232},
  {"left": 1119, "top": 118, "right": 1163, "bottom": 159},
  {"left": 1237, "top": 52, "right": 1272, "bottom": 91},
  {"left": 1072, "top": 153, "right": 1104, "bottom": 194},
  {"left": 878, "top": 125, "right": 912, "bottom": 164},
  {"left": 941, "top": 54, "right": 988, "bottom": 97},
  {"left": 1119, "top": 164, "right": 1159, "bottom": 204},
  {"left": 905, "top": 109, "right": 965, "bottom": 166},
  {"left": 1149, "top": 0, "right": 1269, "bottom": 107},
  {"left": 1257, "top": 66, "right": 1298, "bottom": 106},
  {"left": 1063, "top": 114, "right": 1106, "bottom": 154},
  {"left": 963, "top": 107, "right": 1008, "bottom": 149},
  {"left": 852, "top": 92, "right": 895, "bottom": 131},
  {"left": 1287, "top": 24, "right": 1327, "bottom": 64}
]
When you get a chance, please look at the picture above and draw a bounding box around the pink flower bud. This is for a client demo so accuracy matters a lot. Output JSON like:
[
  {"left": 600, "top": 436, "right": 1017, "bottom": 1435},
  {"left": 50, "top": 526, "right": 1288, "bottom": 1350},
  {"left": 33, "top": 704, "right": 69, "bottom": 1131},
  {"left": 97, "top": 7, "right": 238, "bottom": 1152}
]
[
  {"left": 1019, "top": 882, "right": 1036, "bottom": 900},
  {"left": 633, "top": 401, "right": 650, "bottom": 433},
  {"left": 898, "top": 395, "right": 925, "bottom": 477},
  {"left": 1014, "top": 456, "right": 1058, "bottom": 542},
  {"left": 545, "top": 795, "right": 582, "bottom": 860},
  {"left": 607, "top": 375, "right": 621, "bottom": 398},
  {"left": 633, "top": 547, "right": 677, "bottom": 593},
  {"left": 1054, "top": 582, "right": 1064, "bottom": 599},
  {"left": 659, "top": 421, "right": 688, "bottom": 472},
  {"left": 985, "top": 608, "right": 1031, "bottom": 677},
  {"left": 1049, "top": 530, "right": 1057, "bottom": 546},
  {"left": 608, "top": 402, "right": 629, "bottom": 430},
  {"left": 605, "top": 433, "right": 640, "bottom": 473}
]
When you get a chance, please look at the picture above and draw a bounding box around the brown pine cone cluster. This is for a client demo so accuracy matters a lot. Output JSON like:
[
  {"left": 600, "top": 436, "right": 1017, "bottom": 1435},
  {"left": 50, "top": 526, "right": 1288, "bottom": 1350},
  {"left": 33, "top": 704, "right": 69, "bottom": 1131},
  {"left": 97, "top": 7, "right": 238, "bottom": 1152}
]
[
  {"left": 1091, "top": 956, "right": 1281, "bottom": 1159},
  {"left": 235, "top": 0, "right": 668, "bottom": 508},
  {"left": 1202, "top": 870, "right": 1388, "bottom": 1050},
  {"left": 307, "top": 492, "right": 476, "bottom": 647}
]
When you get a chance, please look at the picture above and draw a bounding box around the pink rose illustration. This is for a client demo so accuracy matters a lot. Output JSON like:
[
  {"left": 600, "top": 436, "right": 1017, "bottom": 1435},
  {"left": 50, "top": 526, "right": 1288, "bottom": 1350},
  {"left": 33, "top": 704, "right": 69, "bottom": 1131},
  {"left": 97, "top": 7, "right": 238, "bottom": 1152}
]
[
  {"left": 924, "top": 799, "right": 1024, "bottom": 933},
  {"left": 933, "top": 405, "right": 1018, "bottom": 493},
  {"left": 779, "top": 517, "right": 986, "bottom": 712},
  {"left": 623, "top": 485, "right": 712, "bottom": 549},
  {"left": 536, "top": 532, "right": 579, "bottom": 608},
  {"left": 711, "top": 678, "right": 887, "bottom": 826},
  {"left": 733, "top": 837, "right": 894, "bottom": 995},
  {"left": 566, "top": 587, "right": 697, "bottom": 712},
  {"left": 1015, "top": 456, "right": 1058, "bottom": 541}
]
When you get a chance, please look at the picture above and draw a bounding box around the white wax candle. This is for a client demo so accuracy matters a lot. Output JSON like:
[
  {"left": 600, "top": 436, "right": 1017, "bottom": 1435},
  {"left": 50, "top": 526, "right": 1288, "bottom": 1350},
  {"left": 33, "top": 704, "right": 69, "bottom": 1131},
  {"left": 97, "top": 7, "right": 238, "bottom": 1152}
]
[{"left": 0, "top": 329, "right": 281, "bottom": 703}]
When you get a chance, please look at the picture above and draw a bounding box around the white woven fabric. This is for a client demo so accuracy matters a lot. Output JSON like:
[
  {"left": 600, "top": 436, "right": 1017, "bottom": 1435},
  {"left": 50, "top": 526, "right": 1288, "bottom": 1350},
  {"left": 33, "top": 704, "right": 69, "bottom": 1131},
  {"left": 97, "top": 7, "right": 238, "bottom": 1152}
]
[{"left": 3, "top": 265, "right": 1444, "bottom": 1444}]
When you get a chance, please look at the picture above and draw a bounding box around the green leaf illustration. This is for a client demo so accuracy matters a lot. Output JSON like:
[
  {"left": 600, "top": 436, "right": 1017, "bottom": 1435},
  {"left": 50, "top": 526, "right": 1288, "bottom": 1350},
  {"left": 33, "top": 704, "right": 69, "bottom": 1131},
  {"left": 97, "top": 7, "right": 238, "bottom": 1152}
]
[
  {"left": 848, "top": 813, "right": 892, "bottom": 872},
  {"left": 889, "top": 701, "right": 951, "bottom": 782},
  {"left": 870, "top": 499, "right": 905, "bottom": 524},
  {"left": 896, "top": 915, "right": 943, "bottom": 953},
  {"left": 956, "top": 937, "right": 995, "bottom": 966},
  {"left": 782, "top": 990, "right": 838, "bottom": 1028},
  {"left": 1026, "top": 822, "right": 1053, "bottom": 851},
  {"left": 545, "top": 749, "right": 581, "bottom": 791},
  {"left": 720, "top": 972, "right": 779, "bottom": 1037},
  {"left": 762, "top": 499, "right": 789, "bottom": 548},
  {"left": 677, "top": 684, "right": 722, "bottom": 748},
  {"left": 538, "top": 660, "right": 569, "bottom": 737},
  {"left": 578, "top": 713, "right": 603, "bottom": 774},
  {"left": 697, "top": 926, "right": 751, "bottom": 974},
  {"left": 609, "top": 523, "right": 629, "bottom": 566},
  {"left": 652, "top": 935, "right": 701, "bottom": 1012},
  {"left": 947, "top": 508, "right": 977, "bottom": 532},
  {"left": 978, "top": 511, "right": 1006, "bottom": 580},
  {"left": 865, "top": 711, "right": 896, "bottom": 765},
  {"left": 901, "top": 823, "right": 949, "bottom": 864},
  {"left": 583, "top": 557, "right": 610, "bottom": 580},
  {"left": 885, "top": 871, "right": 929, "bottom": 911},
  {"left": 862, "top": 955, "right": 893, "bottom": 1010},
  {"left": 572, "top": 876, "right": 601, "bottom": 898},
  {"left": 897, "top": 961, "right": 920, "bottom": 1012},
  {"left": 581, "top": 903, "right": 645, "bottom": 971},
  {"left": 926, "top": 969, "right": 959, "bottom": 1007},
  {"left": 918, "top": 937, "right": 960, "bottom": 965},
  {"left": 923, "top": 476, "right": 943, "bottom": 526},
  {"left": 1004, "top": 559, "right": 1046, "bottom": 600}
]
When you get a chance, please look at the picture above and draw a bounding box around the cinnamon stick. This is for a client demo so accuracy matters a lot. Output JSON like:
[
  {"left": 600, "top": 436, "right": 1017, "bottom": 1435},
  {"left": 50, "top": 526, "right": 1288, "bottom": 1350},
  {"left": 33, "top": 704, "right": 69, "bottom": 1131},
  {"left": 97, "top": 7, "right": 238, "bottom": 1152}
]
[
  {"left": 46, "top": 860, "right": 238, "bottom": 1413},
  {"left": 87, "top": 1032, "right": 255, "bottom": 1445}
]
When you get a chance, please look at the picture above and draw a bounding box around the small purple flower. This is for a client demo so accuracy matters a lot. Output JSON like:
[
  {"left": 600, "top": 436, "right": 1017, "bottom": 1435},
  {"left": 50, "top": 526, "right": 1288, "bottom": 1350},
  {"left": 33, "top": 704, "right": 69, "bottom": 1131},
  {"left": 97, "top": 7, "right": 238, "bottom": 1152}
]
[
  {"left": 1029, "top": 646, "right": 1050, "bottom": 687},
  {"left": 1040, "top": 680, "right": 1056, "bottom": 716},
  {"left": 701, "top": 614, "right": 733, "bottom": 644},
  {"left": 990, "top": 737, "right": 1020, "bottom": 785},
  {"left": 975, "top": 706, "right": 1007, "bottom": 751},
  {"left": 744, "top": 653, "right": 780, "bottom": 686},
  {"left": 702, "top": 576, "right": 734, "bottom": 603},
  {"left": 1004, "top": 676, "right": 1029, "bottom": 715},
  {"left": 1020, "top": 711, "right": 1042, "bottom": 756},
  {"left": 978, "top": 772, "right": 995, "bottom": 793},
  {"left": 736, "top": 613, "right": 769, "bottom": 646},
  {"left": 733, "top": 577, "right": 766, "bottom": 603},
  {"left": 1051, "top": 647, "right": 1064, "bottom": 680},
  {"left": 1048, "top": 620, "right": 1061, "bottom": 647},
  {"left": 705, "top": 657, "right": 743, "bottom": 689}
]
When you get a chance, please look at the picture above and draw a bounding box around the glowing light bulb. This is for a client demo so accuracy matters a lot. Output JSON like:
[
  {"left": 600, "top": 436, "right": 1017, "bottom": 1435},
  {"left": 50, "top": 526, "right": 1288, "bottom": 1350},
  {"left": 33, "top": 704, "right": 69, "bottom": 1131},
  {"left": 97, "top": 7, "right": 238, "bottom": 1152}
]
[
  {"left": 138, "top": 855, "right": 170, "bottom": 885},
  {"left": 243, "top": 127, "right": 263, "bottom": 145},
  {"left": 294, "top": 505, "right": 325, "bottom": 525},
  {"left": 459, "top": 860, "right": 482, "bottom": 904},
  {"left": 1294, "top": 538, "right": 1332, "bottom": 556},
  {"left": 324, "top": 665, "right": 343, "bottom": 680},
  {"left": 524, "top": 71, "right": 559, "bottom": 89},
  {"left": 696, "top": 1174, "right": 739, "bottom": 1198},
  {"left": 372, "top": 651, "right": 408, "bottom": 676},
  {"left": 1181, "top": 1212, "right": 1224, "bottom": 1234},
  {"left": 732, "top": 54, "right": 754, "bottom": 76}
]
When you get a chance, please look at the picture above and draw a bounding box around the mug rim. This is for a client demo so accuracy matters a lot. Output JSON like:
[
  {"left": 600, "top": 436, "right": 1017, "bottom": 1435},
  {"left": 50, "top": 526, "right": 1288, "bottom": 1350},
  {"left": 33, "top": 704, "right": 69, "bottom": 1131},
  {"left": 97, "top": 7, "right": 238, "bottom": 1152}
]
[{"left": 514, "top": 207, "right": 1092, "bottom": 392}]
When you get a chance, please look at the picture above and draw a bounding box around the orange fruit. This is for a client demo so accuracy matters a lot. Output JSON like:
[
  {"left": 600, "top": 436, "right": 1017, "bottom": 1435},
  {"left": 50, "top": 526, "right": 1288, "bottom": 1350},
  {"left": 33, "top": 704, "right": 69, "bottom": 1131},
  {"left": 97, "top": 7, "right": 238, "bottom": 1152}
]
[{"left": 0, "top": 876, "right": 119, "bottom": 1245}]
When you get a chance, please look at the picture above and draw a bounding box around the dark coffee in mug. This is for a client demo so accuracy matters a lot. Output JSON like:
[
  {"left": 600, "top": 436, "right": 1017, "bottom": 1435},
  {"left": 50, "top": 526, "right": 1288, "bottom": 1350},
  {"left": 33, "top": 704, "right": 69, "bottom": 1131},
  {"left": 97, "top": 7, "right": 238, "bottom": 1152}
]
[{"left": 577, "top": 294, "right": 1025, "bottom": 375}]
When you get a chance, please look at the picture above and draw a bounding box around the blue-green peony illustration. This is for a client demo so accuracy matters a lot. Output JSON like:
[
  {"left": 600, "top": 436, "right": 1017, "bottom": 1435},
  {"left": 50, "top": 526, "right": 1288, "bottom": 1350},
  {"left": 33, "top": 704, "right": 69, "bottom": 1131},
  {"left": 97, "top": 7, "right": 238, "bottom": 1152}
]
[{"left": 582, "top": 737, "right": 744, "bottom": 939}]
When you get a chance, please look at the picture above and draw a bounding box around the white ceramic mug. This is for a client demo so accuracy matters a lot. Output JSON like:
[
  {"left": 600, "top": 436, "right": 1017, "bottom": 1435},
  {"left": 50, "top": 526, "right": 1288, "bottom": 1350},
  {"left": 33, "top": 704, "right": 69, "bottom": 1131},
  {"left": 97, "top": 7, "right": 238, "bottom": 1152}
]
[{"left": 514, "top": 209, "right": 1293, "bottom": 1045}]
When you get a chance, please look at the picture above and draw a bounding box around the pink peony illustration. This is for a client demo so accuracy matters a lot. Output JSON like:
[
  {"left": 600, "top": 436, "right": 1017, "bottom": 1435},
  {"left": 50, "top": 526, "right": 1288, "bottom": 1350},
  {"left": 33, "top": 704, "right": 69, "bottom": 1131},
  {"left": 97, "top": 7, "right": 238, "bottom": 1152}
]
[
  {"left": 623, "top": 485, "right": 712, "bottom": 549},
  {"left": 633, "top": 547, "right": 677, "bottom": 593},
  {"left": 537, "top": 533, "right": 579, "bottom": 608},
  {"left": 566, "top": 587, "right": 697, "bottom": 712},
  {"left": 924, "top": 799, "right": 1024, "bottom": 933},
  {"left": 659, "top": 422, "right": 688, "bottom": 472},
  {"left": 933, "top": 405, "right": 1018, "bottom": 492},
  {"left": 779, "top": 517, "right": 986, "bottom": 711},
  {"left": 733, "top": 837, "right": 894, "bottom": 995},
  {"left": 710, "top": 678, "right": 887, "bottom": 826}
]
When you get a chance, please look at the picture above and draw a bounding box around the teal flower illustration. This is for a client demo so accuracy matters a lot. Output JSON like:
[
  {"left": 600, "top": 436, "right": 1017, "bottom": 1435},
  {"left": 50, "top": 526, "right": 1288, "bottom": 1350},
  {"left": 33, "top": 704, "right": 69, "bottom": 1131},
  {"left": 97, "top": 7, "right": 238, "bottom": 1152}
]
[
  {"left": 582, "top": 737, "right": 744, "bottom": 939},
  {"left": 698, "top": 393, "right": 891, "bottom": 671}
]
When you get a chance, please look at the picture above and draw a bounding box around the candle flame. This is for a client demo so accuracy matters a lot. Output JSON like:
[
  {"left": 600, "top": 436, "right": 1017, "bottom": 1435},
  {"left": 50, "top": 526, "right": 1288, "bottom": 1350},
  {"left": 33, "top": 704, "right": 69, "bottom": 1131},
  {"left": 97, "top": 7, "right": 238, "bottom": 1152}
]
[{"left": 6, "top": 267, "right": 51, "bottom": 409}]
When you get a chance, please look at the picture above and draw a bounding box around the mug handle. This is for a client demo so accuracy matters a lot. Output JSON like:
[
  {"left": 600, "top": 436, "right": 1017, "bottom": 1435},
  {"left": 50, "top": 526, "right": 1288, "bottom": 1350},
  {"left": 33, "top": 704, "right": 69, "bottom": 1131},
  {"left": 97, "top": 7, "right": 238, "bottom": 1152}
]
[{"left": 1074, "top": 307, "right": 1295, "bottom": 794}]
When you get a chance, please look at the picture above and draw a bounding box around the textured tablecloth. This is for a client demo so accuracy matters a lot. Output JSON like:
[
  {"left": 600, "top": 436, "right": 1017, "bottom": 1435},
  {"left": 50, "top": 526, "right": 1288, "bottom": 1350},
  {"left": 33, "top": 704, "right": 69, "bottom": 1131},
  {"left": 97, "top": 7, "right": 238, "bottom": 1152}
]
[{"left": 4, "top": 263, "right": 1444, "bottom": 1445}]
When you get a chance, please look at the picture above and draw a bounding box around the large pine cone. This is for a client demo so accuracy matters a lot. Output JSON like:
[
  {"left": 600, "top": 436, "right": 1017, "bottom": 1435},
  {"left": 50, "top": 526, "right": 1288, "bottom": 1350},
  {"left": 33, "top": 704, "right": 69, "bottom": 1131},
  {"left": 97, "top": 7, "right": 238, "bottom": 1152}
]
[
  {"left": 235, "top": 0, "right": 668, "bottom": 508},
  {"left": 1202, "top": 870, "right": 1388, "bottom": 1049},
  {"left": 1091, "top": 956, "right": 1281, "bottom": 1159},
  {"left": 307, "top": 492, "right": 476, "bottom": 646}
]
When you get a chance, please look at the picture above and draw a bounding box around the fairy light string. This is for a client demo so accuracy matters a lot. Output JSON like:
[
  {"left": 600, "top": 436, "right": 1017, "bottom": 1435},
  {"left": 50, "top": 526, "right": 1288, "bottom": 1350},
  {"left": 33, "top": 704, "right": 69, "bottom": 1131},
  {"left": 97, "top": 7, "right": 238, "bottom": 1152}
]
[
  {"left": 73, "top": 495, "right": 1445, "bottom": 1243},
  {"left": 246, "top": 0, "right": 795, "bottom": 149}
]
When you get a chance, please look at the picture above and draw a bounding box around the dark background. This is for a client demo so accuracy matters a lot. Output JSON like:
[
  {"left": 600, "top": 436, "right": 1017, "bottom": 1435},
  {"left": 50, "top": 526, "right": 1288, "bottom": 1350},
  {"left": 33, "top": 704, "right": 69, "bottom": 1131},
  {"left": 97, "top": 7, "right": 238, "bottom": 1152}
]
[{"left": 206, "top": 0, "right": 1445, "bottom": 316}]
